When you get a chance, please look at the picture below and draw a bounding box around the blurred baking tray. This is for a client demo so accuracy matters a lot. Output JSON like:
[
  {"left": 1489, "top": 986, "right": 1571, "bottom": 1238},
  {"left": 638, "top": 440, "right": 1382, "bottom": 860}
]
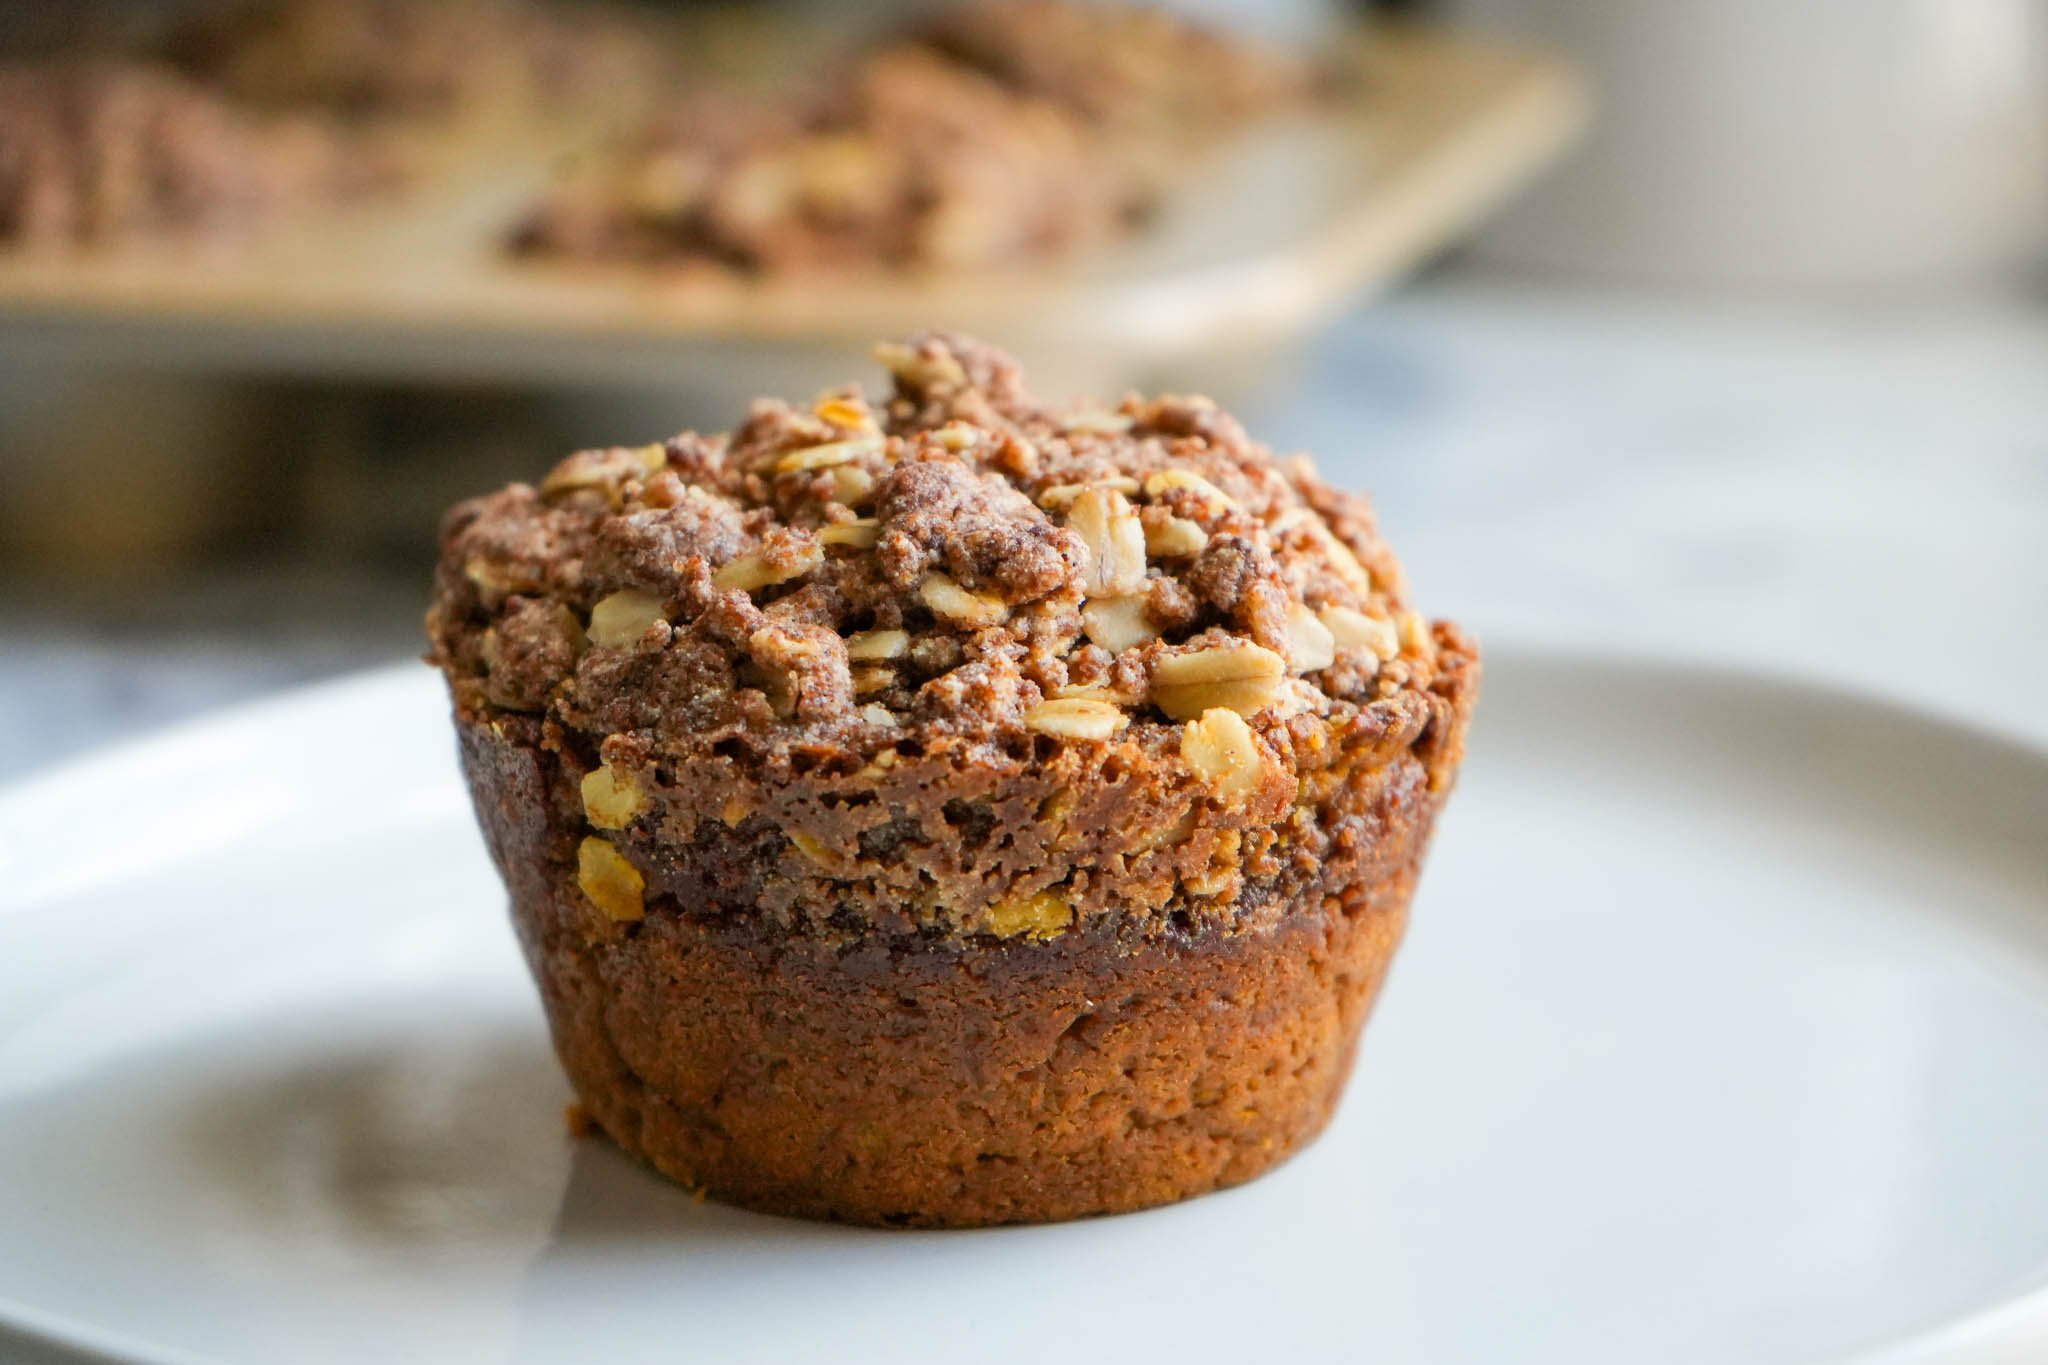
[{"left": 0, "top": 25, "right": 1583, "bottom": 397}]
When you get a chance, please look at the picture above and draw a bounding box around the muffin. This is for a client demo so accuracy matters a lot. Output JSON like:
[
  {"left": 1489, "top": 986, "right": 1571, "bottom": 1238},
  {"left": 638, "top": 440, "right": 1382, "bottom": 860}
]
[
  {"left": 0, "top": 60, "right": 387, "bottom": 248},
  {"left": 165, "top": 0, "right": 661, "bottom": 126},
  {"left": 511, "top": 0, "right": 1313, "bottom": 276},
  {"left": 427, "top": 334, "right": 1476, "bottom": 1227},
  {"left": 515, "top": 46, "right": 1142, "bottom": 273},
  {"left": 914, "top": 0, "right": 1315, "bottom": 141}
]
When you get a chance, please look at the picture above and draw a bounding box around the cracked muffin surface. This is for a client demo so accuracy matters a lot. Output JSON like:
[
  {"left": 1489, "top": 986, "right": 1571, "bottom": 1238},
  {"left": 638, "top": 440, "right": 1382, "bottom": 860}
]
[{"left": 429, "top": 333, "right": 1476, "bottom": 1225}]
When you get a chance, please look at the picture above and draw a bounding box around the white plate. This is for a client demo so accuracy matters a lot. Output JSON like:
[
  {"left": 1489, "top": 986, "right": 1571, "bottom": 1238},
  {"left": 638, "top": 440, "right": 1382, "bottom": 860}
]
[{"left": 1, "top": 652, "right": 2045, "bottom": 1365}]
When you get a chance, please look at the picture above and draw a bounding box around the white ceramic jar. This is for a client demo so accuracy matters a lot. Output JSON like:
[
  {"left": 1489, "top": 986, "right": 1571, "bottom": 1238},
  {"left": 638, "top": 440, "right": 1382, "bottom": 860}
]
[{"left": 1442, "top": 0, "right": 2048, "bottom": 288}]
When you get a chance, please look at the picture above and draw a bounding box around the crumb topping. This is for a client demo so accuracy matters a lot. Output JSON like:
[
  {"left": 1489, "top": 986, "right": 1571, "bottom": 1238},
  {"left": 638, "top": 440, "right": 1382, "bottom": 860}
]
[
  {"left": 433, "top": 332, "right": 1438, "bottom": 750},
  {"left": 432, "top": 334, "right": 1475, "bottom": 941}
]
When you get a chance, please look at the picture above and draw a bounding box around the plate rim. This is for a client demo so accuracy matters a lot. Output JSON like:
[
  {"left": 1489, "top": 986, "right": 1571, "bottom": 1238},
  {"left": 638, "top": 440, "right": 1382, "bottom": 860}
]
[{"left": 2, "top": 645, "right": 2045, "bottom": 1365}]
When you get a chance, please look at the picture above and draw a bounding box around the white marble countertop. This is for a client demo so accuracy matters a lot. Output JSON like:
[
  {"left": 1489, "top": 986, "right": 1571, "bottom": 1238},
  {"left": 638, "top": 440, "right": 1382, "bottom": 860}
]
[{"left": 2, "top": 268, "right": 2044, "bottom": 775}]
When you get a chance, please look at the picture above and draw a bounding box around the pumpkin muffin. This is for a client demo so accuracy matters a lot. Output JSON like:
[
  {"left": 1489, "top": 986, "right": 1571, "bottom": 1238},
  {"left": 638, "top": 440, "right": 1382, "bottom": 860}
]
[{"left": 427, "top": 334, "right": 1476, "bottom": 1227}]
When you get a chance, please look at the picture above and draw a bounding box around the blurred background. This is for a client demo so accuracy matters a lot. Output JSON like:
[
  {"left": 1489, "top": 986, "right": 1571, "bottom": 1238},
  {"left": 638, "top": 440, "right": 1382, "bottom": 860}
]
[{"left": 2, "top": 0, "right": 2045, "bottom": 774}]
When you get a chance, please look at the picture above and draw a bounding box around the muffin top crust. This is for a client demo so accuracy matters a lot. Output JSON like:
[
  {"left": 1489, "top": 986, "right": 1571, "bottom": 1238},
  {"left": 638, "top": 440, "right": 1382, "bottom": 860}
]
[
  {"left": 431, "top": 335, "right": 1473, "bottom": 941},
  {"left": 435, "top": 333, "right": 1441, "bottom": 745}
]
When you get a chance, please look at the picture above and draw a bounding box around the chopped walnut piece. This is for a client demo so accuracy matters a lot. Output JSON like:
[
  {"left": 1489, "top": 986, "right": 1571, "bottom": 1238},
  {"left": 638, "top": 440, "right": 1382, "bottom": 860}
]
[
  {"left": 1051, "top": 679, "right": 1132, "bottom": 703},
  {"left": 581, "top": 762, "right": 647, "bottom": 830},
  {"left": 463, "top": 557, "right": 523, "bottom": 606},
  {"left": 577, "top": 837, "right": 645, "bottom": 921},
  {"left": 1024, "top": 696, "right": 1128, "bottom": 740},
  {"left": 777, "top": 437, "right": 884, "bottom": 473},
  {"left": 1068, "top": 486, "right": 1147, "bottom": 596},
  {"left": 846, "top": 627, "right": 910, "bottom": 660},
  {"left": 1319, "top": 605, "right": 1398, "bottom": 661},
  {"left": 1080, "top": 595, "right": 1156, "bottom": 653},
  {"left": 1144, "top": 513, "right": 1208, "bottom": 559},
  {"left": 814, "top": 396, "right": 876, "bottom": 431},
  {"left": 1180, "top": 707, "right": 1266, "bottom": 805},
  {"left": 876, "top": 339, "right": 967, "bottom": 391},
  {"left": 821, "top": 517, "right": 881, "bottom": 548},
  {"left": 588, "top": 589, "right": 667, "bottom": 648},
  {"left": 1398, "top": 610, "right": 1436, "bottom": 662},
  {"left": 1284, "top": 604, "right": 1336, "bottom": 673},
  {"left": 1038, "top": 477, "right": 1140, "bottom": 508},
  {"left": 715, "top": 537, "right": 823, "bottom": 592},
  {"left": 933, "top": 421, "right": 981, "bottom": 452},
  {"left": 541, "top": 444, "right": 665, "bottom": 503},
  {"left": 829, "top": 465, "right": 878, "bottom": 507},
  {"left": 1150, "top": 641, "right": 1287, "bottom": 719},
  {"left": 920, "top": 571, "right": 1010, "bottom": 626},
  {"left": 1143, "top": 468, "right": 1236, "bottom": 511},
  {"left": 985, "top": 889, "right": 1074, "bottom": 940}
]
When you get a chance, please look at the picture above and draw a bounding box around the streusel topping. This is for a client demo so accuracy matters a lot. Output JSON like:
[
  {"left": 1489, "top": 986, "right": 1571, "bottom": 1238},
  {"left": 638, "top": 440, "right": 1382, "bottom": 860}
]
[{"left": 432, "top": 332, "right": 1438, "bottom": 752}]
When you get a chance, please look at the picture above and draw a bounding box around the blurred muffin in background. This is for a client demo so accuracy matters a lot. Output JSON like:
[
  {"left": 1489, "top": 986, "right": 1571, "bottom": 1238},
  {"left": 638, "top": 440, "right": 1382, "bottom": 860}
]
[
  {"left": 164, "top": 0, "right": 664, "bottom": 126},
  {"left": 517, "top": 44, "right": 1143, "bottom": 273},
  {"left": 515, "top": 0, "right": 1317, "bottom": 276},
  {"left": 916, "top": 0, "right": 1315, "bottom": 142},
  {"left": 0, "top": 60, "right": 391, "bottom": 247}
]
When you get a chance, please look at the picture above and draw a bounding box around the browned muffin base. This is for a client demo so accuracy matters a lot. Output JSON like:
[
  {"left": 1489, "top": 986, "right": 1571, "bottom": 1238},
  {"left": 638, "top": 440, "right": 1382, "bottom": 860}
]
[
  {"left": 522, "top": 853, "right": 1412, "bottom": 1228},
  {"left": 465, "top": 712, "right": 1431, "bottom": 1228}
]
